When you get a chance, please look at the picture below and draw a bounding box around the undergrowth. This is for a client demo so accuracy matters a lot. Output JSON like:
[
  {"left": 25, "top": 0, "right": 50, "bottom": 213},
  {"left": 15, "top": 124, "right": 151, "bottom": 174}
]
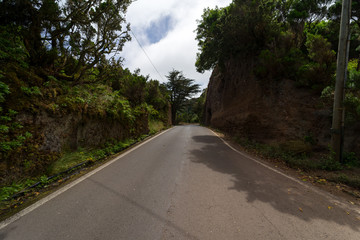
[
  {"left": 48, "top": 138, "right": 138, "bottom": 175},
  {"left": 328, "top": 173, "right": 360, "bottom": 190},
  {"left": 0, "top": 125, "right": 167, "bottom": 204},
  {"left": 233, "top": 136, "right": 360, "bottom": 190},
  {"left": 148, "top": 120, "right": 165, "bottom": 135}
]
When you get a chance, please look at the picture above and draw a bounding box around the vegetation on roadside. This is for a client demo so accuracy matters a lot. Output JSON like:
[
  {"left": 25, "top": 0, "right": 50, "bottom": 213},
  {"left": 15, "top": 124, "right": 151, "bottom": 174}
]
[
  {"left": 0, "top": 1, "right": 171, "bottom": 190},
  {"left": 233, "top": 135, "right": 360, "bottom": 190},
  {"left": 0, "top": 127, "right": 170, "bottom": 214},
  {"left": 175, "top": 89, "right": 206, "bottom": 124}
]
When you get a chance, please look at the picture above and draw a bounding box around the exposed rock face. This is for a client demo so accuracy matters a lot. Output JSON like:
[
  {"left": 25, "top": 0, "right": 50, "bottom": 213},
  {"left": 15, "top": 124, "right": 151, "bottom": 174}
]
[
  {"left": 17, "top": 111, "right": 148, "bottom": 152},
  {"left": 205, "top": 58, "right": 360, "bottom": 154}
]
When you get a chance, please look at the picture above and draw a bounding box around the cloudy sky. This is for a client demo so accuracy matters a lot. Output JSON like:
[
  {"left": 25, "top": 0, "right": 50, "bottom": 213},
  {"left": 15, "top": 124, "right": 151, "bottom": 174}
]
[{"left": 121, "top": 0, "right": 232, "bottom": 89}]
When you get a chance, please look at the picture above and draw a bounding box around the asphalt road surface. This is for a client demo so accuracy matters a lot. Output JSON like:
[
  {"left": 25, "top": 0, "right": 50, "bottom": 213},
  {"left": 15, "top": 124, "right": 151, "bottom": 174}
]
[{"left": 1, "top": 125, "right": 360, "bottom": 239}]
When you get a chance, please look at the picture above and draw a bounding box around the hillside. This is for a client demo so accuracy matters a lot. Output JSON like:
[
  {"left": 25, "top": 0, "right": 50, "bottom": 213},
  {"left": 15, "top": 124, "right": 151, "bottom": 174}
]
[
  {"left": 0, "top": 1, "right": 170, "bottom": 188},
  {"left": 196, "top": 1, "right": 360, "bottom": 171},
  {"left": 205, "top": 58, "right": 360, "bottom": 157}
]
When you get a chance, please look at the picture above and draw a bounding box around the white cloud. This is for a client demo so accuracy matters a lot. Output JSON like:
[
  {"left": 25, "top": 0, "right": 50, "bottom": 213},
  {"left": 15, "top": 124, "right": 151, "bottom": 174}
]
[{"left": 121, "top": 0, "right": 232, "bottom": 89}]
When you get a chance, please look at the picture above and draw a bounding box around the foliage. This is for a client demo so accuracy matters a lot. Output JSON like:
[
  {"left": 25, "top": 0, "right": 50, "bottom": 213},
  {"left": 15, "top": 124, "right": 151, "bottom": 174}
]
[
  {"left": 165, "top": 70, "right": 200, "bottom": 124},
  {"left": 21, "top": 86, "right": 42, "bottom": 96},
  {"left": 0, "top": 26, "right": 29, "bottom": 68},
  {"left": 234, "top": 136, "right": 319, "bottom": 170},
  {"left": 347, "top": 59, "right": 360, "bottom": 90},
  {"left": 176, "top": 89, "right": 207, "bottom": 124},
  {"left": 0, "top": 179, "right": 36, "bottom": 201},
  {"left": 287, "top": 0, "right": 331, "bottom": 24},
  {"left": 295, "top": 33, "right": 336, "bottom": 89},
  {"left": 0, "top": 80, "right": 10, "bottom": 105},
  {"left": 195, "top": 0, "right": 283, "bottom": 73},
  {"left": 320, "top": 151, "right": 343, "bottom": 171},
  {"left": 0, "top": 0, "right": 132, "bottom": 82},
  {"left": 0, "top": 69, "right": 34, "bottom": 173},
  {"left": 195, "top": 0, "right": 339, "bottom": 90},
  {"left": 0, "top": 1, "right": 172, "bottom": 187},
  {"left": 177, "top": 99, "right": 200, "bottom": 124},
  {"left": 342, "top": 60, "right": 360, "bottom": 123},
  {"left": 148, "top": 120, "right": 166, "bottom": 135},
  {"left": 0, "top": 55, "right": 169, "bottom": 185},
  {"left": 328, "top": 173, "right": 360, "bottom": 190},
  {"left": 48, "top": 136, "right": 148, "bottom": 175}
]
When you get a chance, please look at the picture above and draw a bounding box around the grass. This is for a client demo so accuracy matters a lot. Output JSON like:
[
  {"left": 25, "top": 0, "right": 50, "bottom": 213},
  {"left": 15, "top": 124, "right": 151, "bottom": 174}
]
[
  {"left": 327, "top": 173, "right": 360, "bottom": 190},
  {"left": 0, "top": 180, "right": 36, "bottom": 201},
  {"left": 48, "top": 138, "right": 141, "bottom": 176},
  {"left": 0, "top": 134, "right": 150, "bottom": 205},
  {"left": 234, "top": 136, "right": 343, "bottom": 170},
  {"left": 50, "top": 120, "right": 168, "bottom": 176},
  {"left": 0, "top": 130, "right": 164, "bottom": 219},
  {"left": 149, "top": 120, "right": 165, "bottom": 134},
  {"left": 48, "top": 149, "right": 93, "bottom": 175},
  {"left": 234, "top": 136, "right": 318, "bottom": 169}
]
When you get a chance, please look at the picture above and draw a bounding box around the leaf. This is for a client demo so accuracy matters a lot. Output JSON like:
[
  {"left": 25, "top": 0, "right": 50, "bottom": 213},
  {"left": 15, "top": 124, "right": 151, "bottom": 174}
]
[{"left": 317, "top": 179, "right": 327, "bottom": 184}]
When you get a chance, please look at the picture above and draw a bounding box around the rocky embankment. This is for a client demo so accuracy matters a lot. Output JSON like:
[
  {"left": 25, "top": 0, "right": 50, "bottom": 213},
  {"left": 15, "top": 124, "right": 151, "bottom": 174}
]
[
  {"left": 17, "top": 111, "right": 149, "bottom": 153},
  {"left": 205, "top": 58, "right": 360, "bottom": 155}
]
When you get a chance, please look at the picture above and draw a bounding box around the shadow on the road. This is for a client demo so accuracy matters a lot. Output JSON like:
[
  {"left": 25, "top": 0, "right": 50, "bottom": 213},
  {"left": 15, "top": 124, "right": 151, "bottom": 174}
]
[
  {"left": 190, "top": 135, "right": 360, "bottom": 231},
  {"left": 0, "top": 225, "right": 16, "bottom": 238},
  {"left": 88, "top": 178, "right": 199, "bottom": 240}
]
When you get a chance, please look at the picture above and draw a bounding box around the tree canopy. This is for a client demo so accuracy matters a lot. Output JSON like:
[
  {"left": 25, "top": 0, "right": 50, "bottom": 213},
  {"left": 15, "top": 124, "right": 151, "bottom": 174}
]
[
  {"left": 195, "top": 0, "right": 282, "bottom": 73},
  {"left": 0, "top": 0, "right": 132, "bottom": 82}
]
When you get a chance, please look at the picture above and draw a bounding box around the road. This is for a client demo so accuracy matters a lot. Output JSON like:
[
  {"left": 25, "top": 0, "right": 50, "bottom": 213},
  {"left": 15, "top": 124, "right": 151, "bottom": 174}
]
[{"left": 0, "top": 125, "right": 359, "bottom": 239}]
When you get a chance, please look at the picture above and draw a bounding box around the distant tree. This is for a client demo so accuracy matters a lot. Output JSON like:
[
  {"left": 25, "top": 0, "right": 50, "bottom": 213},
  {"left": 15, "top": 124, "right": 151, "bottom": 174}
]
[
  {"left": 176, "top": 89, "right": 207, "bottom": 124},
  {"left": 165, "top": 70, "right": 200, "bottom": 125}
]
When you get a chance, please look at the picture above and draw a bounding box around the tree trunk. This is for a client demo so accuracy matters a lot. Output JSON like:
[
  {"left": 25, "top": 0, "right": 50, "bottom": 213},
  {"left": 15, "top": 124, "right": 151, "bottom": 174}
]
[{"left": 171, "top": 106, "right": 176, "bottom": 125}]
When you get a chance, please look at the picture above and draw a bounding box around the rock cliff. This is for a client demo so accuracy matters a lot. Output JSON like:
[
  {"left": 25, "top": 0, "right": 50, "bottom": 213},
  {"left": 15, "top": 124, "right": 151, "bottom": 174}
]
[
  {"left": 205, "top": 58, "right": 360, "bottom": 154},
  {"left": 17, "top": 111, "right": 149, "bottom": 153}
]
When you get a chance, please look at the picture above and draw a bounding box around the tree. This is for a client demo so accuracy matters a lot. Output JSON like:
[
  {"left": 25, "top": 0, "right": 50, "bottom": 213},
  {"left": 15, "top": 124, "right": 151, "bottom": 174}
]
[
  {"left": 176, "top": 89, "right": 207, "bottom": 124},
  {"left": 329, "top": 0, "right": 360, "bottom": 69},
  {"left": 194, "top": 88, "right": 207, "bottom": 124},
  {"left": 0, "top": 0, "right": 132, "bottom": 82},
  {"left": 195, "top": 0, "right": 282, "bottom": 73},
  {"left": 287, "top": 0, "right": 333, "bottom": 46},
  {"left": 165, "top": 70, "right": 200, "bottom": 125}
]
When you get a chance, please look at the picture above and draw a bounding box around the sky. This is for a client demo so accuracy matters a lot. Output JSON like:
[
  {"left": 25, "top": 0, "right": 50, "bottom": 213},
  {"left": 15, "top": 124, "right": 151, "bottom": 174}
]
[{"left": 121, "top": 0, "right": 232, "bottom": 89}]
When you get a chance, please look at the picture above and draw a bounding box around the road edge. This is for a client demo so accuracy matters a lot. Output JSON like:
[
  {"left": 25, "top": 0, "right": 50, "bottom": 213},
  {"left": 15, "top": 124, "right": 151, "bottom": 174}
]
[
  {"left": 208, "top": 128, "right": 360, "bottom": 216},
  {"left": 0, "top": 127, "right": 174, "bottom": 230}
]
